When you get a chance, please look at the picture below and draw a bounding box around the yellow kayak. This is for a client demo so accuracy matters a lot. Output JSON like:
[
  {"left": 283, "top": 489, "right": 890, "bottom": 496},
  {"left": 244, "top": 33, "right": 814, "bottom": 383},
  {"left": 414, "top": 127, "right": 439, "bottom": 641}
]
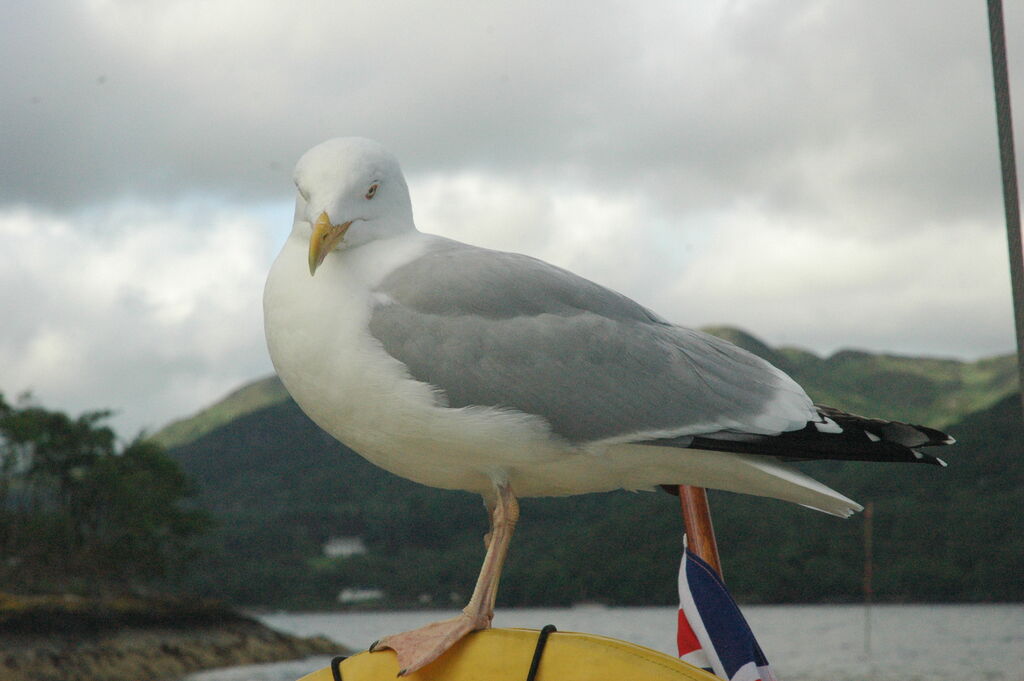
[{"left": 297, "top": 627, "right": 719, "bottom": 681}]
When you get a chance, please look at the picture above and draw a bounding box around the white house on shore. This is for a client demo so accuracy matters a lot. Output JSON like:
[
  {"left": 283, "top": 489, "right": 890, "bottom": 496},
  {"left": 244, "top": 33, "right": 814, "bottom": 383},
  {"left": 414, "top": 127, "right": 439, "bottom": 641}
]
[
  {"left": 322, "top": 536, "right": 367, "bottom": 559},
  {"left": 337, "top": 587, "right": 384, "bottom": 604}
]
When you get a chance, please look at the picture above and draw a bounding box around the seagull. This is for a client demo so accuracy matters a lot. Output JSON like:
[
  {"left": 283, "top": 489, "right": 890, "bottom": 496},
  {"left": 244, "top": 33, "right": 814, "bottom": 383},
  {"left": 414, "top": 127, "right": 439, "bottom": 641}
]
[{"left": 263, "top": 137, "right": 952, "bottom": 675}]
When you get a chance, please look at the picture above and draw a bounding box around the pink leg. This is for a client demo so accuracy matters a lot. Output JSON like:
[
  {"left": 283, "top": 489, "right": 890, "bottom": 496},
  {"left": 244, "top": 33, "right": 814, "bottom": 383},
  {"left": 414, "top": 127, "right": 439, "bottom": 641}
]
[{"left": 371, "top": 481, "right": 519, "bottom": 675}]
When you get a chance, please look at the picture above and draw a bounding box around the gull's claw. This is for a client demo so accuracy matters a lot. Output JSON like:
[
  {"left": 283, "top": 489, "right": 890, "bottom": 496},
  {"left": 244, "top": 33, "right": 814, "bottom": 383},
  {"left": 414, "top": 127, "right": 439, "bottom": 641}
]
[{"left": 371, "top": 611, "right": 490, "bottom": 676}]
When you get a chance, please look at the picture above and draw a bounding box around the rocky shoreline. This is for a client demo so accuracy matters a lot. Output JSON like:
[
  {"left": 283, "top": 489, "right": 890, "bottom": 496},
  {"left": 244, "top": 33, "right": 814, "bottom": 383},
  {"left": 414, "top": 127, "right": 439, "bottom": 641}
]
[{"left": 0, "top": 593, "right": 346, "bottom": 681}]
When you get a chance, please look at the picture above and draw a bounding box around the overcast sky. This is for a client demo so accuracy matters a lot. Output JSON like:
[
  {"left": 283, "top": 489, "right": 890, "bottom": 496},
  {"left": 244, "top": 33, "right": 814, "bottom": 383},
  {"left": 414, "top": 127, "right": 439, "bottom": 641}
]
[{"left": 1, "top": 0, "right": 1021, "bottom": 437}]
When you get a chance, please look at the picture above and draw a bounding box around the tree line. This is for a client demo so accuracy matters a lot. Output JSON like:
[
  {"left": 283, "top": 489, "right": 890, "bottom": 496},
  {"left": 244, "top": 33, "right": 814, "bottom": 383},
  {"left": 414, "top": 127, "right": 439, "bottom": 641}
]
[{"left": 0, "top": 394, "right": 210, "bottom": 595}]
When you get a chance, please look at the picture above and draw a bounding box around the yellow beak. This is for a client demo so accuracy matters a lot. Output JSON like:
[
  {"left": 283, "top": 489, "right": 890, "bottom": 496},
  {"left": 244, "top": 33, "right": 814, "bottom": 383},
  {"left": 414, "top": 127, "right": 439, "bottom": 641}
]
[{"left": 308, "top": 212, "right": 353, "bottom": 275}]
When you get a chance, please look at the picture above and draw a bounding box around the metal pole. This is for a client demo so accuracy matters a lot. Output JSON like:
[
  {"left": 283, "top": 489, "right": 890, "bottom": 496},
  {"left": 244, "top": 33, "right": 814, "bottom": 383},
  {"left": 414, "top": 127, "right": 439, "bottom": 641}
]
[
  {"left": 863, "top": 501, "right": 874, "bottom": 655},
  {"left": 987, "top": 0, "right": 1024, "bottom": 419}
]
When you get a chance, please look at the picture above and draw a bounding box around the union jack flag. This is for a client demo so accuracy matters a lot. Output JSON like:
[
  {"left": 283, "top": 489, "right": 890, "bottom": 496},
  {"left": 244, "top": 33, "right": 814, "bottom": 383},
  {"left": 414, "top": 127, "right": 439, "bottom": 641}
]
[{"left": 677, "top": 538, "right": 778, "bottom": 681}]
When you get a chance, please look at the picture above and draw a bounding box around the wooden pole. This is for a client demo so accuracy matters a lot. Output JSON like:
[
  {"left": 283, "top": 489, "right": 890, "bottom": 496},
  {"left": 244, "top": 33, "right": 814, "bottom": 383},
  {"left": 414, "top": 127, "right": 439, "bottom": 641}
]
[{"left": 678, "top": 484, "right": 723, "bottom": 578}]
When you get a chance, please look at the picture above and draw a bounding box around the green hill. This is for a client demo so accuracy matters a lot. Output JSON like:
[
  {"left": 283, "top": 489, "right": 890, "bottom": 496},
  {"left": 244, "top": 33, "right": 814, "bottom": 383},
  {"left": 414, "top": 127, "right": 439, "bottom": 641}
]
[
  {"left": 152, "top": 375, "right": 288, "bottom": 449},
  {"left": 701, "top": 326, "right": 1017, "bottom": 429},
  {"left": 162, "top": 329, "right": 1022, "bottom": 607},
  {"left": 155, "top": 327, "right": 1017, "bottom": 450}
]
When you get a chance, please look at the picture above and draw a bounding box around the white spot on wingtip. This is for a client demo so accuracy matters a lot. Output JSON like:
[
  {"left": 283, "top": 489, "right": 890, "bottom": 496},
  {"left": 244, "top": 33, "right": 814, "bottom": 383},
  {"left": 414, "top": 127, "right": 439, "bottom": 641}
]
[
  {"left": 936, "top": 457, "right": 948, "bottom": 467},
  {"left": 814, "top": 416, "right": 843, "bottom": 434},
  {"left": 866, "top": 431, "right": 881, "bottom": 442}
]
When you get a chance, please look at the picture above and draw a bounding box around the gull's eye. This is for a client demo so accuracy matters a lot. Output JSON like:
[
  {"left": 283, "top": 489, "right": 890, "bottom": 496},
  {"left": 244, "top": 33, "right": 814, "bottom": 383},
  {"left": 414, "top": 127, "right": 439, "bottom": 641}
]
[{"left": 365, "top": 183, "right": 379, "bottom": 200}]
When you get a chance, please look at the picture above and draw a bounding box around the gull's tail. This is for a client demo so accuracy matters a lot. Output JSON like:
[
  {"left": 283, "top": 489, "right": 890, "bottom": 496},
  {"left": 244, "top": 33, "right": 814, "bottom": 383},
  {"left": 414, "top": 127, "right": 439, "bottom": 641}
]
[{"left": 647, "top": 447, "right": 864, "bottom": 518}]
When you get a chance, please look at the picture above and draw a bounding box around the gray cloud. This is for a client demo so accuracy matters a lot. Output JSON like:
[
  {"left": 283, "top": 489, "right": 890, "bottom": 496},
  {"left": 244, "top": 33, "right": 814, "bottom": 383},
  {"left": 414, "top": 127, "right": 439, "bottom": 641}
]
[
  {"left": 1, "top": 1, "right": 1011, "bottom": 219},
  {"left": 0, "top": 0, "right": 1019, "bottom": 433},
  {"left": 0, "top": 203, "right": 276, "bottom": 435}
]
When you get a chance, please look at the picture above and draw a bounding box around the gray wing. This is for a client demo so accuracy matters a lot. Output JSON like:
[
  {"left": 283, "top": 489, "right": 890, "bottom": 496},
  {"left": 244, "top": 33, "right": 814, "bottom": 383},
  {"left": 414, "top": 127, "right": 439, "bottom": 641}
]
[{"left": 368, "top": 239, "right": 815, "bottom": 445}]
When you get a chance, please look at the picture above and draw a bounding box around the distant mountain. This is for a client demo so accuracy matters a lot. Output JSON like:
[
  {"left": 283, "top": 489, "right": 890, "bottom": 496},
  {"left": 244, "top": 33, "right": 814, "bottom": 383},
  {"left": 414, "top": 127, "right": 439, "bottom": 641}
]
[
  {"left": 700, "top": 326, "right": 1017, "bottom": 429},
  {"left": 154, "top": 327, "right": 1016, "bottom": 451},
  {"left": 152, "top": 375, "right": 289, "bottom": 450},
  {"left": 162, "top": 328, "right": 1022, "bottom": 607}
]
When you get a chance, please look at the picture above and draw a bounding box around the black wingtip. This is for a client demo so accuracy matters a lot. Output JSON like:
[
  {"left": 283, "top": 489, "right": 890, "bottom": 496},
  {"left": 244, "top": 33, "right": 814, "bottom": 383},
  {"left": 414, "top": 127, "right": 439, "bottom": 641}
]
[
  {"left": 678, "top": 405, "right": 954, "bottom": 466},
  {"left": 911, "top": 448, "right": 948, "bottom": 466}
]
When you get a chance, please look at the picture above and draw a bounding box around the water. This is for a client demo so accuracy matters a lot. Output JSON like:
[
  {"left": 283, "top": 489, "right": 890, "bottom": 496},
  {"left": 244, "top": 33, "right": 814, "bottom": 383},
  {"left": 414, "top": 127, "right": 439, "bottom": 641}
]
[{"left": 181, "top": 604, "right": 1024, "bottom": 681}]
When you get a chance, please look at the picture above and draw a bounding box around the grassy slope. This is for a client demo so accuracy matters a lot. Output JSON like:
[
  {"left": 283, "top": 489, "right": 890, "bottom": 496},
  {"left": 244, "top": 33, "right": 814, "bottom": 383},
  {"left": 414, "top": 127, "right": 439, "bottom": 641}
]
[
  {"left": 157, "top": 327, "right": 1020, "bottom": 605},
  {"left": 168, "top": 395, "right": 1023, "bottom": 606},
  {"left": 165, "top": 359, "right": 1022, "bottom": 606},
  {"left": 155, "top": 327, "right": 1017, "bottom": 450},
  {"left": 0, "top": 592, "right": 247, "bottom": 631},
  {"left": 701, "top": 326, "right": 1017, "bottom": 428},
  {"left": 0, "top": 592, "right": 343, "bottom": 681},
  {"left": 151, "top": 375, "right": 288, "bottom": 449}
]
